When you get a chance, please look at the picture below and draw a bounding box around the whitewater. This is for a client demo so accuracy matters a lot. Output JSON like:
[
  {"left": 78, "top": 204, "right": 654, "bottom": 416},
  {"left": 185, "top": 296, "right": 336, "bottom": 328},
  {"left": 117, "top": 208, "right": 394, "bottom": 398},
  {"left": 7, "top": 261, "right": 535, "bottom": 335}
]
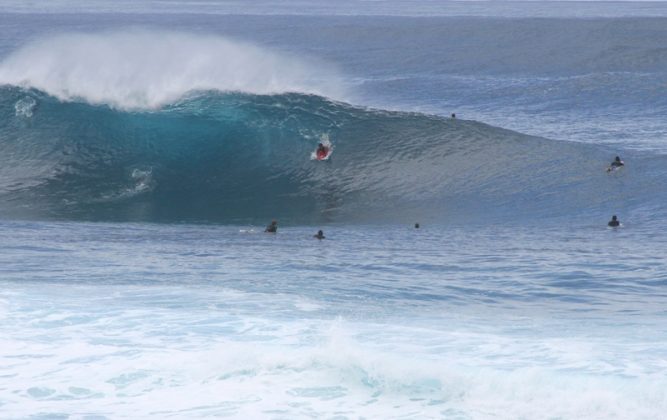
[{"left": 1, "top": 1, "right": 666, "bottom": 419}]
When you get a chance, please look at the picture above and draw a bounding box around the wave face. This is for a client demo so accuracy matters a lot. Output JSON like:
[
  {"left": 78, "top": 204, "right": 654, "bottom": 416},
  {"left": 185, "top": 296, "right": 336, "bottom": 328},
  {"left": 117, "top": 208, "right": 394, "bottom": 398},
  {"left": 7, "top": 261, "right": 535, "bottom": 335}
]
[{"left": 1, "top": 84, "right": 666, "bottom": 224}]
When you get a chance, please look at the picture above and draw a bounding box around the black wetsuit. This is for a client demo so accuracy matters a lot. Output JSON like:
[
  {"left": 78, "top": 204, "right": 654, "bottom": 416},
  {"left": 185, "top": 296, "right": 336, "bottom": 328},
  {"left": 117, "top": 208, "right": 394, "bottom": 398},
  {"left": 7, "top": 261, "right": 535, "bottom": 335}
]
[{"left": 608, "top": 220, "right": 620, "bottom": 227}]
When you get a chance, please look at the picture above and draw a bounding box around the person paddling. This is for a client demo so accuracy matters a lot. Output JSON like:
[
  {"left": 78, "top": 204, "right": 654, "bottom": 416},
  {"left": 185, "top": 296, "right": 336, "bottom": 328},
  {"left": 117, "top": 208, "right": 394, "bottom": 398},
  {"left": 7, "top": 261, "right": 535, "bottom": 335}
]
[{"left": 265, "top": 220, "right": 278, "bottom": 233}]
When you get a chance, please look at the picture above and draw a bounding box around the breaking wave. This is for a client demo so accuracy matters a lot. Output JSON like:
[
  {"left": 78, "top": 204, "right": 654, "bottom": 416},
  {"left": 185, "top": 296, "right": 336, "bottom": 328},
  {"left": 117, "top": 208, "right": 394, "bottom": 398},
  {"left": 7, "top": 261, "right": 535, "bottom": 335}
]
[
  {"left": 0, "top": 30, "right": 665, "bottom": 224},
  {"left": 0, "top": 84, "right": 665, "bottom": 224},
  {"left": 0, "top": 30, "right": 346, "bottom": 109}
]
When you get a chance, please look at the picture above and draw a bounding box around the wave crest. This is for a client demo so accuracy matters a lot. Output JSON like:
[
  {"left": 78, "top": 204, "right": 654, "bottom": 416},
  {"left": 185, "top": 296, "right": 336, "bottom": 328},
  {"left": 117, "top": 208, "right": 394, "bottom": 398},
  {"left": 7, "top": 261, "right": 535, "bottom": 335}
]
[{"left": 0, "top": 30, "right": 346, "bottom": 109}]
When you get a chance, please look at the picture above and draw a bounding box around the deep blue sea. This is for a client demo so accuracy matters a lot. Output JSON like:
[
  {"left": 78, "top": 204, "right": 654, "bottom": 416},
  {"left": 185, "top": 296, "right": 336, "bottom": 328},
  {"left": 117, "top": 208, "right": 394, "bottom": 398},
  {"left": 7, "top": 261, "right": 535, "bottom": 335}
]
[{"left": 1, "top": 1, "right": 666, "bottom": 418}]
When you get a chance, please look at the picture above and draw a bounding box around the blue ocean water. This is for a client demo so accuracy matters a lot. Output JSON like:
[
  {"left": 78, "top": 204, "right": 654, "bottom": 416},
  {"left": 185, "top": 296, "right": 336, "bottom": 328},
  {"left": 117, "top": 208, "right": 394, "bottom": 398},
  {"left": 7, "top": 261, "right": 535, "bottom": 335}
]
[
  {"left": 1, "top": 1, "right": 666, "bottom": 418},
  {"left": 2, "top": 221, "right": 666, "bottom": 418}
]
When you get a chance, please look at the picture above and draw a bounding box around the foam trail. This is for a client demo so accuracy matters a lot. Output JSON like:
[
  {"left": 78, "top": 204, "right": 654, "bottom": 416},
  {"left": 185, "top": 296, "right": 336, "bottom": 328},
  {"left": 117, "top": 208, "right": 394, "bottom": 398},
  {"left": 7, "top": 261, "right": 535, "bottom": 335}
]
[
  {"left": 0, "top": 30, "right": 345, "bottom": 109},
  {"left": 14, "top": 95, "right": 37, "bottom": 117}
]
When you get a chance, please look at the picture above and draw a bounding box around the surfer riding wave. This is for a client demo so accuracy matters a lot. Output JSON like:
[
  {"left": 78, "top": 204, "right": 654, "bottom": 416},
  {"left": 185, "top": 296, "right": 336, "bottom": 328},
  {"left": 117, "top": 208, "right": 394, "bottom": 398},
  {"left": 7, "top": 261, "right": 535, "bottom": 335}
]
[{"left": 311, "top": 134, "right": 333, "bottom": 161}]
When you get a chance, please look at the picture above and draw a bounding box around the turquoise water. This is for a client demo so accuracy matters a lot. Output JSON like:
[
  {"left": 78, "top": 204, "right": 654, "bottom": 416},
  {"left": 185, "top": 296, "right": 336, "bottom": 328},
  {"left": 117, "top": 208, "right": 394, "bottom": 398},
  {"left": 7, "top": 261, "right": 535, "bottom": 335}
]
[{"left": 1, "top": 1, "right": 667, "bottom": 418}]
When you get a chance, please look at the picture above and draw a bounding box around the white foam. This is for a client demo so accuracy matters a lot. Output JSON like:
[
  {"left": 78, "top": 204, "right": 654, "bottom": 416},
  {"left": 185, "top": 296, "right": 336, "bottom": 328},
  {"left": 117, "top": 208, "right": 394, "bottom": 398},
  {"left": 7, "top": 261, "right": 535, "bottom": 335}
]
[
  {"left": 14, "top": 96, "right": 37, "bottom": 118},
  {"left": 0, "top": 297, "right": 8, "bottom": 320},
  {"left": 0, "top": 30, "right": 346, "bottom": 109},
  {"left": 1, "top": 287, "right": 666, "bottom": 419}
]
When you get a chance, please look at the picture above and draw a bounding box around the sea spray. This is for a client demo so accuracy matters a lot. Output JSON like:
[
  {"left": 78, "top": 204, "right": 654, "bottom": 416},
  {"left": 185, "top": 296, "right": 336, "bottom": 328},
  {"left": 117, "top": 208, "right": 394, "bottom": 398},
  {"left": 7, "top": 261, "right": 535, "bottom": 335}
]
[{"left": 0, "top": 30, "right": 346, "bottom": 109}]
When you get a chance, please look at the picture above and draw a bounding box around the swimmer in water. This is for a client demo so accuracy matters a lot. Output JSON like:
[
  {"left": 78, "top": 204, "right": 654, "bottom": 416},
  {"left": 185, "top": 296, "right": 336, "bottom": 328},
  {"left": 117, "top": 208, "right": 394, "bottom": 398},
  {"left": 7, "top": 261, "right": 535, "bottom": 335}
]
[
  {"left": 265, "top": 220, "right": 278, "bottom": 233},
  {"left": 608, "top": 215, "right": 620, "bottom": 227},
  {"left": 607, "top": 156, "right": 624, "bottom": 172},
  {"left": 314, "top": 230, "right": 325, "bottom": 240}
]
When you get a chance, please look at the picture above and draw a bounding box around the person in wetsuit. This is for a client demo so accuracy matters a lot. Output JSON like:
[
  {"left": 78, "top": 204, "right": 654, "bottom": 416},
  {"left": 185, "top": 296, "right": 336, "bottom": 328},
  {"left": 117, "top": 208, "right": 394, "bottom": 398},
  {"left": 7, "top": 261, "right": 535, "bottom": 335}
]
[
  {"left": 265, "top": 220, "right": 278, "bottom": 233},
  {"left": 316, "top": 143, "right": 328, "bottom": 159},
  {"left": 611, "top": 156, "right": 624, "bottom": 168},
  {"left": 608, "top": 215, "right": 620, "bottom": 227},
  {"left": 314, "top": 230, "right": 325, "bottom": 240}
]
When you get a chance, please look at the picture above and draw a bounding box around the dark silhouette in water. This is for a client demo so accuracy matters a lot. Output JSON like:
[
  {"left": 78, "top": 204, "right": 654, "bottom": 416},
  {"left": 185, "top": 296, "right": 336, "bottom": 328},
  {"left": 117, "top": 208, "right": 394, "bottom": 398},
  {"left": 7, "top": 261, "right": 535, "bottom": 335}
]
[
  {"left": 314, "top": 230, "right": 325, "bottom": 239},
  {"left": 608, "top": 215, "right": 620, "bottom": 227},
  {"left": 451, "top": 113, "right": 456, "bottom": 119},
  {"left": 265, "top": 220, "right": 278, "bottom": 233},
  {"left": 415, "top": 223, "right": 420, "bottom": 228},
  {"left": 316, "top": 143, "right": 330, "bottom": 160},
  {"left": 607, "top": 156, "right": 624, "bottom": 172}
]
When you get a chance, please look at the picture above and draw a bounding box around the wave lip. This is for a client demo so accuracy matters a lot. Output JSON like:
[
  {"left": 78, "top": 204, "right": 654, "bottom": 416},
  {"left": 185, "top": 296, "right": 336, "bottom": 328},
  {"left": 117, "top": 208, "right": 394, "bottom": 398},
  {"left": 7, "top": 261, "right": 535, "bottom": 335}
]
[{"left": 0, "top": 30, "right": 346, "bottom": 109}]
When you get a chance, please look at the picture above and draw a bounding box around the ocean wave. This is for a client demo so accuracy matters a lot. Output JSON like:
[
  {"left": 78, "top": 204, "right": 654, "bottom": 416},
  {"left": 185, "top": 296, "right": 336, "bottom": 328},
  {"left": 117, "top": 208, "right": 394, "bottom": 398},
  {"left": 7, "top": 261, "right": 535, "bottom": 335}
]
[
  {"left": 0, "top": 30, "right": 346, "bottom": 109},
  {"left": 0, "top": 86, "right": 665, "bottom": 224}
]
